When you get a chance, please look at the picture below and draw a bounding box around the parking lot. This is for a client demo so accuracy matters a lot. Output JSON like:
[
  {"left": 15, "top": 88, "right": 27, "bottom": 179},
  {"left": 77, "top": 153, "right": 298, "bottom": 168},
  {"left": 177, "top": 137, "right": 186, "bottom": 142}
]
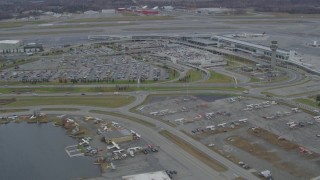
[
  {"left": 138, "top": 94, "right": 320, "bottom": 180},
  {"left": 0, "top": 54, "right": 170, "bottom": 83}
]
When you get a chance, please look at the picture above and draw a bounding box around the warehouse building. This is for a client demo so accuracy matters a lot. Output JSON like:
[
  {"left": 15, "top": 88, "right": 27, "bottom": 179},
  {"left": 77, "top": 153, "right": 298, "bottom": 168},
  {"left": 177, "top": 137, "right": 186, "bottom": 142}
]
[{"left": 0, "top": 40, "right": 23, "bottom": 54}]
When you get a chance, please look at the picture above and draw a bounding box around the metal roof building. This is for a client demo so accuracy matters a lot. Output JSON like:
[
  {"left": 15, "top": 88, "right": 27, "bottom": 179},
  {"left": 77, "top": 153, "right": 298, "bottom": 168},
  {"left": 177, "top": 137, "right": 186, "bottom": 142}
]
[
  {"left": 211, "top": 35, "right": 294, "bottom": 61},
  {"left": 0, "top": 40, "right": 23, "bottom": 53}
]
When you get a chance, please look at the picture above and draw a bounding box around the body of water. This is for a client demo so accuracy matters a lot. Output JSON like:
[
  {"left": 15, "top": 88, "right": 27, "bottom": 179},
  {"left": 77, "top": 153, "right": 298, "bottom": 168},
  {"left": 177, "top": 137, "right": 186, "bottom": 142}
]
[{"left": 0, "top": 122, "right": 100, "bottom": 180}]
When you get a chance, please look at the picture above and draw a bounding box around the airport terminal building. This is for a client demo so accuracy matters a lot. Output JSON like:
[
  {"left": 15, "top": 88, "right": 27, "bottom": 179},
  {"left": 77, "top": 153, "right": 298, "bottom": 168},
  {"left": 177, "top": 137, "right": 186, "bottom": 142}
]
[{"left": 211, "top": 36, "right": 295, "bottom": 61}]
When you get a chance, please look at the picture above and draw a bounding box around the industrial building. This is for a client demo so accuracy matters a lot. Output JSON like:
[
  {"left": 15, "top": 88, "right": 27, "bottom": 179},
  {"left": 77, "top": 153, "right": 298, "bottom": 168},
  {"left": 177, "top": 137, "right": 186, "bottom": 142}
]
[
  {"left": 104, "top": 129, "right": 133, "bottom": 143},
  {"left": 0, "top": 40, "right": 23, "bottom": 53},
  {"left": 211, "top": 35, "right": 295, "bottom": 61},
  {"left": 122, "top": 171, "right": 171, "bottom": 180}
]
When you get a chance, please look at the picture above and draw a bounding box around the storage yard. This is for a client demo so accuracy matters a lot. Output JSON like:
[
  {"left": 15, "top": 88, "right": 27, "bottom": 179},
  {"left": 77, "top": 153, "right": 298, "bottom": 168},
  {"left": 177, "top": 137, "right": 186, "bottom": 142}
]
[{"left": 137, "top": 95, "right": 320, "bottom": 180}]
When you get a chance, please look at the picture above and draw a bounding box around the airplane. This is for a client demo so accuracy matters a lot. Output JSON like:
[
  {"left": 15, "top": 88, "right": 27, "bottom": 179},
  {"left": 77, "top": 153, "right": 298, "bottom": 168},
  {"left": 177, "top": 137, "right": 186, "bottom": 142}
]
[
  {"left": 313, "top": 116, "right": 320, "bottom": 120},
  {"left": 103, "top": 126, "right": 109, "bottom": 131},
  {"left": 206, "top": 112, "right": 215, "bottom": 116},
  {"left": 160, "top": 109, "right": 169, "bottom": 113},
  {"left": 142, "top": 5, "right": 148, "bottom": 9},
  {"left": 130, "top": 130, "right": 141, "bottom": 138},
  {"left": 238, "top": 118, "right": 248, "bottom": 123},
  {"left": 206, "top": 125, "right": 215, "bottom": 130},
  {"left": 112, "top": 121, "right": 119, "bottom": 125},
  {"left": 110, "top": 162, "right": 116, "bottom": 170},
  {"left": 218, "top": 123, "right": 227, "bottom": 127},
  {"left": 128, "top": 150, "right": 134, "bottom": 157},
  {"left": 193, "top": 114, "right": 202, "bottom": 120},
  {"left": 168, "top": 110, "right": 177, "bottom": 114},
  {"left": 57, "top": 114, "right": 66, "bottom": 118},
  {"left": 286, "top": 121, "right": 296, "bottom": 125},
  {"left": 127, "top": 147, "right": 142, "bottom": 152},
  {"left": 271, "top": 101, "right": 278, "bottom": 105},
  {"left": 299, "top": 147, "right": 310, "bottom": 154},
  {"left": 149, "top": 112, "right": 158, "bottom": 115},
  {"left": 85, "top": 116, "right": 94, "bottom": 120},
  {"left": 29, "top": 115, "right": 36, "bottom": 119},
  {"left": 113, "top": 149, "right": 125, "bottom": 154},
  {"left": 289, "top": 123, "right": 298, "bottom": 129},
  {"left": 175, "top": 118, "right": 185, "bottom": 122},
  {"left": 251, "top": 32, "right": 266, "bottom": 37},
  {"left": 243, "top": 108, "right": 253, "bottom": 111},
  {"left": 107, "top": 141, "right": 120, "bottom": 150},
  {"left": 152, "top": 6, "right": 159, "bottom": 10},
  {"left": 79, "top": 138, "right": 89, "bottom": 146},
  {"left": 291, "top": 108, "right": 300, "bottom": 112}
]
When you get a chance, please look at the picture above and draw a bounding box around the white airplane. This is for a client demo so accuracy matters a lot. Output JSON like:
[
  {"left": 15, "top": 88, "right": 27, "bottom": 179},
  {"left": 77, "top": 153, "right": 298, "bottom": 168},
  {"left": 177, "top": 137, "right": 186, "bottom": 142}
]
[
  {"left": 286, "top": 121, "right": 295, "bottom": 125},
  {"left": 206, "top": 112, "right": 214, "bottom": 116},
  {"left": 112, "top": 121, "right": 119, "bottom": 125},
  {"left": 142, "top": 5, "right": 148, "bottom": 9},
  {"left": 194, "top": 114, "right": 202, "bottom": 120},
  {"left": 57, "top": 114, "right": 66, "bottom": 118},
  {"left": 160, "top": 109, "right": 169, "bottom": 112},
  {"left": 29, "top": 115, "right": 36, "bottom": 119},
  {"left": 289, "top": 123, "right": 298, "bottom": 129},
  {"left": 103, "top": 126, "right": 109, "bottom": 131},
  {"left": 107, "top": 141, "right": 120, "bottom": 150},
  {"left": 175, "top": 118, "right": 185, "bottom": 123},
  {"left": 243, "top": 108, "right": 253, "bottom": 111},
  {"left": 271, "top": 101, "right": 278, "bottom": 105},
  {"left": 266, "top": 116, "right": 275, "bottom": 119},
  {"left": 152, "top": 6, "right": 159, "bottom": 10},
  {"left": 85, "top": 116, "right": 94, "bottom": 120},
  {"left": 113, "top": 149, "right": 125, "bottom": 154},
  {"left": 149, "top": 112, "right": 158, "bottom": 115},
  {"left": 238, "top": 118, "right": 248, "bottom": 123},
  {"left": 66, "top": 118, "right": 74, "bottom": 123},
  {"left": 79, "top": 138, "right": 89, "bottom": 146},
  {"left": 313, "top": 116, "right": 320, "bottom": 120},
  {"left": 206, "top": 125, "right": 215, "bottom": 130},
  {"left": 129, "top": 150, "right": 134, "bottom": 157},
  {"left": 127, "top": 147, "right": 142, "bottom": 152},
  {"left": 218, "top": 123, "right": 227, "bottom": 127}
]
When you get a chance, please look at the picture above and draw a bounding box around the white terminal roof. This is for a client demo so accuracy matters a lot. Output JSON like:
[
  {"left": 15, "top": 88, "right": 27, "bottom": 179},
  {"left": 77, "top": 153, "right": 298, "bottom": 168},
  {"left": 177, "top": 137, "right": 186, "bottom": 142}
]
[
  {"left": 214, "top": 36, "right": 290, "bottom": 54},
  {"left": 122, "top": 171, "right": 171, "bottom": 180},
  {"left": 0, "top": 40, "right": 21, "bottom": 44}
]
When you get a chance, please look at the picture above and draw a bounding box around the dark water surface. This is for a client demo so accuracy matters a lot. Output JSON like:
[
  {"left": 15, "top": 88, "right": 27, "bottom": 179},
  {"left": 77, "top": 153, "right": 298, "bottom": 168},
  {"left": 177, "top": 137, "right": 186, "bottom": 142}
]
[{"left": 0, "top": 123, "right": 100, "bottom": 180}]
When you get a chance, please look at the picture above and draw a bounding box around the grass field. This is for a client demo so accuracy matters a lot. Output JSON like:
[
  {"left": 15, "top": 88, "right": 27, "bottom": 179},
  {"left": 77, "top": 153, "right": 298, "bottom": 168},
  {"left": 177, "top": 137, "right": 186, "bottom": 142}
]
[
  {"left": 40, "top": 108, "right": 80, "bottom": 111},
  {"left": 0, "top": 20, "right": 48, "bottom": 29},
  {"left": 205, "top": 70, "right": 233, "bottom": 83},
  {"left": 39, "top": 23, "right": 137, "bottom": 29},
  {"left": 4, "top": 96, "right": 135, "bottom": 108},
  {"left": 295, "top": 98, "right": 319, "bottom": 109},
  {"left": 182, "top": 69, "right": 204, "bottom": 82},
  {"left": 65, "top": 16, "right": 174, "bottom": 23},
  {"left": 0, "top": 85, "right": 246, "bottom": 95},
  {"left": 0, "top": 29, "right": 103, "bottom": 37},
  {"left": 159, "top": 130, "right": 228, "bottom": 172},
  {"left": 0, "top": 109, "right": 28, "bottom": 113}
]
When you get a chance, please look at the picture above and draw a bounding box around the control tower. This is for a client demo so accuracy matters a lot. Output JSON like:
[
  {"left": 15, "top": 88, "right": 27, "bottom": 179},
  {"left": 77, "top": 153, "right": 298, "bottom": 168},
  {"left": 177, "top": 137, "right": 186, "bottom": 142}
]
[{"left": 270, "top": 41, "right": 278, "bottom": 69}]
